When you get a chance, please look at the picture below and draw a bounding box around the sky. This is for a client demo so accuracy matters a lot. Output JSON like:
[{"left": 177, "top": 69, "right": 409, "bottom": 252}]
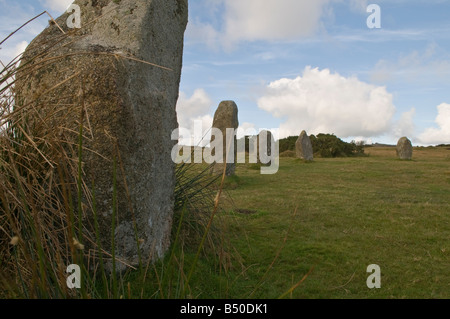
[{"left": 1, "top": 0, "right": 450, "bottom": 145}]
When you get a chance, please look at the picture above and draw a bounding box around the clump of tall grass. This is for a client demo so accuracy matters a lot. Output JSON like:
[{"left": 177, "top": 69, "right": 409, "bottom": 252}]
[
  {"left": 172, "top": 147, "right": 238, "bottom": 277},
  {"left": 1, "top": 62, "right": 80, "bottom": 298},
  {"left": 174, "top": 161, "right": 220, "bottom": 248},
  {"left": 0, "top": 22, "right": 107, "bottom": 297},
  {"left": 0, "top": 13, "right": 233, "bottom": 299}
]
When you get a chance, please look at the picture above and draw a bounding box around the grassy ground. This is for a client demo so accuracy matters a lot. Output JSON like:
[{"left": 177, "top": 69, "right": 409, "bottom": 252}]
[
  {"left": 4, "top": 144, "right": 447, "bottom": 299},
  {"left": 164, "top": 146, "right": 449, "bottom": 299}
]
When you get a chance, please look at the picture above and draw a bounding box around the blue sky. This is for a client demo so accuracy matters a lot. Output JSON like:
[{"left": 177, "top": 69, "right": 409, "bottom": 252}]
[{"left": 1, "top": 0, "right": 450, "bottom": 145}]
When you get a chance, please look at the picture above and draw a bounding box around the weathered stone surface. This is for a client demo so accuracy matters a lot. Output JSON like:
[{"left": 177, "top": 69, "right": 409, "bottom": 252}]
[
  {"left": 210, "top": 101, "right": 239, "bottom": 176},
  {"left": 295, "top": 130, "right": 314, "bottom": 161},
  {"left": 397, "top": 137, "right": 413, "bottom": 160},
  {"left": 16, "top": 0, "right": 188, "bottom": 268},
  {"left": 248, "top": 130, "right": 275, "bottom": 164}
]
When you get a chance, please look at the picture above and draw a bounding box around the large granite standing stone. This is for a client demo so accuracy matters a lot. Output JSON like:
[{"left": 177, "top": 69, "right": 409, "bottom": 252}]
[
  {"left": 16, "top": 0, "right": 188, "bottom": 268},
  {"left": 397, "top": 137, "right": 413, "bottom": 160},
  {"left": 296, "top": 130, "right": 314, "bottom": 161},
  {"left": 210, "top": 101, "right": 239, "bottom": 176}
]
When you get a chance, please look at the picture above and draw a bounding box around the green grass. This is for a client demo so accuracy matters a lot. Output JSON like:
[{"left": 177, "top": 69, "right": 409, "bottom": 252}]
[
  {"left": 2, "top": 9, "right": 448, "bottom": 301},
  {"left": 150, "top": 146, "right": 449, "bottom": 299}
]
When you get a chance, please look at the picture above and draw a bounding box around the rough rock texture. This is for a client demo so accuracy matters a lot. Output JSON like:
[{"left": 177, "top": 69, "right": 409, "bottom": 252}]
[
  {"left": 210, "top": 101, "right": 239, "bottom": 176},
  {"left": 397, "top": 137, "right": 413, "bottom": 160},
  {"left": 16, "top": 0, "right": 188, "bottom": 268},
  {"left": 296, "top": 130, "right": 314, "bottom": 161}
]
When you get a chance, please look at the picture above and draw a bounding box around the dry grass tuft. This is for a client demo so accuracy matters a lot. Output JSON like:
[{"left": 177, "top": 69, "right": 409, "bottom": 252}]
[
  {"left": 0, "top": 25, "right": 98, "bottom": 297},
  {"left": 1, "top": 12, "right": 232, "bottom": 299}
]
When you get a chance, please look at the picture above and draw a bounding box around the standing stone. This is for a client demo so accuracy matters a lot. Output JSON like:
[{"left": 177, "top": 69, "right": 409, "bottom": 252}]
[
  {"left": 210, "top": 101, "right": 239, "bottom": 176},
  {"left": 249, "top": 130, "right": 275, "bottom": 164},
  {"left": 16, "top": 0, "right": 188, "bottom": 268},
  {"left": 258, "top": 130, "right": 274, "bottom": 158},
  {"left": 397, "top": 137, "right": 413, "bottom": 160},
  {"left": 296, "top": 130, "right": 314, "bottom": 161}
]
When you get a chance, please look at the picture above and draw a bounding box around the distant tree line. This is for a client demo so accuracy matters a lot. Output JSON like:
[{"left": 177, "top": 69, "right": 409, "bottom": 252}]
[
  {"left": 279, "top": 133, "right": 365, "bottom": 158},
  {"left": 238, "top": 133, "right": 366, "bottom": 158}
]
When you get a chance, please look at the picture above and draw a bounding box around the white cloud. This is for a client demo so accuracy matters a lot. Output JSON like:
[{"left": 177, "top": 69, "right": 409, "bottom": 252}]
[
  {"left": 14, "top": 41, "right": 29, "bottom": 57},
  {"left": 176, "top": 89, "right": 214, "bottom": 146},
  {"left": 222, "top": 0, "right": 329, "bottom": 47},
  {"left": 189, "top": 0, "right": 426, "bottom": 49},
  {"left": 418, "top": 103, "right": 450, "bottom": 145},
  {"left": 176, "top": 90, "right": 258, "bottom": 145},
  {"left": 393, "top": 108, "right": 416, "bottom": 139},
  {"left": 0, "top": 40, "right": 29, "bottom": 65},
  {"left": 188, "top": 0, "right": 336, "bottom": 49},
  {"left": 177, "top": 89, "right": 213, "bottom": 128},
  {"left": 237, "top": 122, "right": 257, "bottom": 139},
  {"left": 0, "top": 1, "right": 47, "bottom": 64},
  {"left": 258, "top": 67, "right": 396, "bottom": 139},
  {"left": 185, "top": 19, "right": 221, "bottom": 50},
  {"left": 40, "top": 0, "right": 74, "bottom": 13}
]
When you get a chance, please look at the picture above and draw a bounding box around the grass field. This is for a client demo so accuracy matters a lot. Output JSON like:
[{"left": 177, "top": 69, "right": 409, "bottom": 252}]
[
  {"left": 2, "top": 145, "right": 448, "bottom": 299},
  {"left": 164, "top": 146, "right": 449, "bottom": 299}
]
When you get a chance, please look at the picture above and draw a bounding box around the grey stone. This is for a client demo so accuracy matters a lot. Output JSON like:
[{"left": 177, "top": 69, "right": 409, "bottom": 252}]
[
  {"left": 397, "top": 137, "right": 413, "bottom": 160},
  {"left": 248, "top": 130, "right": 275, "bottom": 164},
  {"left": 16, "top": 0, "right": 188, "bottom": 268},
  {"left": 296, "top": 130, "right": 314, "bottom": 161},
  {"left": 210, "top": 101, "right": 239, "bottom": 176}
]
